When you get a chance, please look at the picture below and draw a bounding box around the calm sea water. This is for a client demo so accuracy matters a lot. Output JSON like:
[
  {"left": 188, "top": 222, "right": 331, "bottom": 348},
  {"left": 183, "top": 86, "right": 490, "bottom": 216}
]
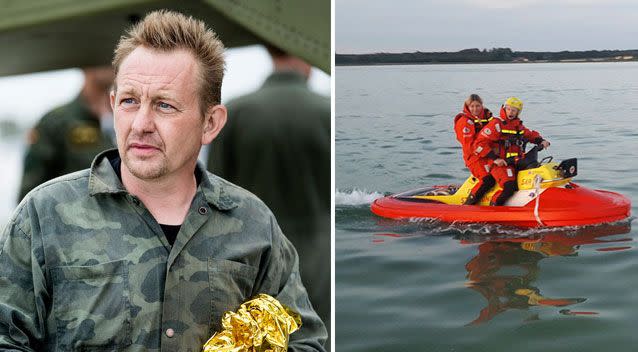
[{"left": 336, "top": 62, "right": 638, "bottom": 351}]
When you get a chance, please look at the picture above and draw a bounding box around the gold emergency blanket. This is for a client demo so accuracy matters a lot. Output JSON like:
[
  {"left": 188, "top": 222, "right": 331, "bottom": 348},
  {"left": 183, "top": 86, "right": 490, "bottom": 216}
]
[{"left": 202, "top": 294, "right": 302, "bottom": 352}]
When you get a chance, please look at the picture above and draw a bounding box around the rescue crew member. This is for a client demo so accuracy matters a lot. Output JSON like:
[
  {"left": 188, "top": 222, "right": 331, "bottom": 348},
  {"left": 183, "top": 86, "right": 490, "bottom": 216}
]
[
  {"left": 453, "top": 94, "right": 494, "bottom": 205},
  {"left": 472, "top": 97, "right": 551, "bottom": 206}
]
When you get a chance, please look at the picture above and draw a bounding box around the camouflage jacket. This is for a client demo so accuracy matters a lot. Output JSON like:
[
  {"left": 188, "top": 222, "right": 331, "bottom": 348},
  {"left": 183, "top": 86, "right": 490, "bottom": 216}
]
[
  {"left": 18, "top": 95, "right": 115, "bottom": 201},
  {"left": 0, "top": 149, "right": 327, "bottom": 351}
]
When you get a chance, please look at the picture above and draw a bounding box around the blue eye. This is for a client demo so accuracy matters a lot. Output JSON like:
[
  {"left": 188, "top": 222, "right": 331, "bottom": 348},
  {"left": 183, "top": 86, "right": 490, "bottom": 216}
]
[
  {"left": 121, "top": 98, "right": 135, "bottom": 105},
  {"left": 158, "top": 102, "right": 176, "bottom": 111}
]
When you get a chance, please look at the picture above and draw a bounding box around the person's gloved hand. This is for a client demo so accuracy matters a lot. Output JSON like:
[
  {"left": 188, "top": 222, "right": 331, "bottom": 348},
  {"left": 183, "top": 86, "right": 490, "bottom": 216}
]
[{"left": 494, "top": 158, "right": 507, "bottom": 167}]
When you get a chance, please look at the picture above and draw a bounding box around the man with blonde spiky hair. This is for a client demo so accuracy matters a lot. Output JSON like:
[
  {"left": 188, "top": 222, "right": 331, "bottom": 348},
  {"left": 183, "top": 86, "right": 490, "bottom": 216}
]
[{"left": 0, "top": 10, "right": 327, "bottom": 351}]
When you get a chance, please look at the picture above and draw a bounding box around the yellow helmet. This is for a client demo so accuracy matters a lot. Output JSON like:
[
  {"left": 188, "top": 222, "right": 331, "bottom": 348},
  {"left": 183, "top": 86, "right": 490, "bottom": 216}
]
[{"left": 504, "top": 97, "right": 523, "bottom": 111}]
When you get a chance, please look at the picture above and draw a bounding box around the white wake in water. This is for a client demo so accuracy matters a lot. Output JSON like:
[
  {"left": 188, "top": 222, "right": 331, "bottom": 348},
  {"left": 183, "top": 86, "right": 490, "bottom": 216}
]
[{"left": 335, "top": 189, "right": 383, "bottom": 205}]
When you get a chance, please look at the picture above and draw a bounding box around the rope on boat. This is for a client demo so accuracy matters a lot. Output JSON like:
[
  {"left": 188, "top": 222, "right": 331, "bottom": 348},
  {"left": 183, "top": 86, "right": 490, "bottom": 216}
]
[{"left": 533, "top": 175, "right": 545, "bottom": 226}]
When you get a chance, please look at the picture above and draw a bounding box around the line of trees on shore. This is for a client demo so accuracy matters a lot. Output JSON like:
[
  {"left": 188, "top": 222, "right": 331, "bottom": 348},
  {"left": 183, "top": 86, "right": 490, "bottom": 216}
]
[{"left": 336, "top": 48, "right": 638, "bottom": 65}]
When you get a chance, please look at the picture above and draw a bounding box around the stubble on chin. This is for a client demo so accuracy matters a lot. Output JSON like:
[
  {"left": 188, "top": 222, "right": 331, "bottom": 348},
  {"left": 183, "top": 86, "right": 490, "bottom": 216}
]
[{"left": 122, "top": 152, "right": 168, "bottom": 180}]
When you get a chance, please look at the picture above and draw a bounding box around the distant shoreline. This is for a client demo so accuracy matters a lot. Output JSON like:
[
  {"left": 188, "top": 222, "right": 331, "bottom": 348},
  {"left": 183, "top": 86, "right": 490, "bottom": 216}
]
[
  {"left": 336, "top": 59, "right": 638, "bottom": 67},
  {"left": 336, "top": 48, "right": 638, "bottom": 66}
]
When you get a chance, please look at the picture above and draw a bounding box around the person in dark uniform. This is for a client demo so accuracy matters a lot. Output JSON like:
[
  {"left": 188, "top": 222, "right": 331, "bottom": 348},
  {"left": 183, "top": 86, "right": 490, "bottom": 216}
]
[
  {"left": 207, "top": 44, "right": 331, "bottom": 347},
  {"left": 18, "top": 66, "right": 115, "bottom": 200}
]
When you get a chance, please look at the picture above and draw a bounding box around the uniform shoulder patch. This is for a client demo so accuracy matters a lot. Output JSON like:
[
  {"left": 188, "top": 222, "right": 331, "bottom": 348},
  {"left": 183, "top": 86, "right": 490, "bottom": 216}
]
[
  {"left": 466, "top": 119, "right": 474, "bottom": 125},
  {"left": 495, "top": 123, "right": 501, "bottom": 133},
  {"left": 462, "top": 127, "right": 471, "bottom": 134},
  {"left": 483, "top": 128, "right": 492, "bottom": 135},
  {"left": 68, "top": 125, "right": 100, "bottom": 146}
]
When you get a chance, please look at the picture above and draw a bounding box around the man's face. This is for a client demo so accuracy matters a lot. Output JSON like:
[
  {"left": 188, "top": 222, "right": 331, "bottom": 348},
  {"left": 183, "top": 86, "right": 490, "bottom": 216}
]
[
  {"left": 468, "top": 101, "right": 483, "bottom": 117},
  {"left": 111, "top": 47, "right": 212, "bottom": 181},
  {"left": 504, "top": 105, "right": 520, "bottom": 119}
]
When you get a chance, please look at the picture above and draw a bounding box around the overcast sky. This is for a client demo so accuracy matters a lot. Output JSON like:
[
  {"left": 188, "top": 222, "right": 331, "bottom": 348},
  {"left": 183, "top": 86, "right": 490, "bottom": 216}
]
[{"left": 336, "top": 0, "right": 638, "bottom": 53}]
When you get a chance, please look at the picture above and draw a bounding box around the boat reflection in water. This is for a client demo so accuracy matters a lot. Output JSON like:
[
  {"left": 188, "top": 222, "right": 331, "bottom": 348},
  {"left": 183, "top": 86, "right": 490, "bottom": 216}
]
[
  {"left": 458, "top": 221, "right": 632, "bottom": 325},
  {"left": 371, "top": 220, "right": 632, "bottom": 325}
]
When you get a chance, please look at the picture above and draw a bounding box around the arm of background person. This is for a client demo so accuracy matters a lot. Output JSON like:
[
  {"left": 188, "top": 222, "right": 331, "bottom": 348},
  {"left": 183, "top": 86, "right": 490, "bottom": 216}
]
[
  {"left": 454, "top": 115, "right": 477, "bottom": 147},
  {"left": 0, "top": 205, "right": 47, "bottom": 350},
  {"left": 521, "top": 124, "right": 543, "bottom": 145}
]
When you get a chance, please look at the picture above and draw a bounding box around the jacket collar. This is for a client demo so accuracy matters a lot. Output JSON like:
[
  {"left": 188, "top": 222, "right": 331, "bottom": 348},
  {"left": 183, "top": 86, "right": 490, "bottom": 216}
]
[
  {"left": 263, "top": 70, "right": 307, "bottom": 88},
  {"left": 88, "top": 149, "right": 238, "bottom": 211},
  {"left": 71, "top": 94, "right": 100, "bottom": 121}
]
